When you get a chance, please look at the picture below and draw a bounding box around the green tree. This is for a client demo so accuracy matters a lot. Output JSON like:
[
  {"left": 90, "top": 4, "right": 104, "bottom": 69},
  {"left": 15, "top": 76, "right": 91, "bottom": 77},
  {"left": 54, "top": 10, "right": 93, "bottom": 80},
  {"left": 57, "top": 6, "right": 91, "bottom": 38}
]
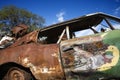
[{"left": 0, "top": 5, "right": 45, "bottom": 33}]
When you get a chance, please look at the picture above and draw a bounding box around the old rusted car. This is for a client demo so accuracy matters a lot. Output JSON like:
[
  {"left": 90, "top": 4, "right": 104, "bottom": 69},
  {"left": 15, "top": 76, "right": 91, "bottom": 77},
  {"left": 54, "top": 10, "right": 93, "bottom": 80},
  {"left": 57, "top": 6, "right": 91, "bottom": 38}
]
[{"left": 0, "top": 12, "right": 120, "bottom": 80}]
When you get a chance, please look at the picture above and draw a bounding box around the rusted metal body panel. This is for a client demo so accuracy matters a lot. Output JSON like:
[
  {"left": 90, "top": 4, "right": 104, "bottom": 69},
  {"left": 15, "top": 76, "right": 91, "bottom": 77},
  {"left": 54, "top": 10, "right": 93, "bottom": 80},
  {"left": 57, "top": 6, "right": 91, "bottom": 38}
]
[
  {"left": 60, "top": 30, "right": 120, "bottom": 80},
  {"left": 10, "top": 30, "right": 39, "bottom": 47},
  {"left": 12, "top": 24, "right": 28, "bottom": 38},
  {"left": 0, "top": 25, "right": 65, "bottom": 80},
  {"left": 60, "top": 34, "right": 107, "bottom": 80},
  {"left": 0, "top": 43, "right": 64, "bottom": 79}
]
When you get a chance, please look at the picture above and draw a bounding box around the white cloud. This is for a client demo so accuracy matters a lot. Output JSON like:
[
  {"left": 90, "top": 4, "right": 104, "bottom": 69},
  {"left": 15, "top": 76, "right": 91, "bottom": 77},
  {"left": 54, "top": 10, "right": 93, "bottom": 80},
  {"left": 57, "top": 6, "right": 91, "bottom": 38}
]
[
  {"left": 56, "top": 11, "right": 65, "bottom": 22},
  {"left": 52, "top": 21, "right": 56, "bottom": 24},
  {"left": 114, "top": 6, "right": 120, "bottom": 15},
  {"left": 75, "top": 24, "right": 120, "bottom": 37},
  {"left": 114, "top": 24, "right": 120, "bottom": 29},
  {"left": 75, "top": 25, "right": 102, "bottom": 37},
  {"left": 75, "top": 29, "right": 94, "bottom": 37}
]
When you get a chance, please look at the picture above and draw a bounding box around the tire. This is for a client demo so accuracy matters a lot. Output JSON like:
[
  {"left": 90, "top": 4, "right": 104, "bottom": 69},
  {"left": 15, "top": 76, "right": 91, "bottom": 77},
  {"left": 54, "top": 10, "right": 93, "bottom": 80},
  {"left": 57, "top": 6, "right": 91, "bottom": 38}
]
[{"left": 3, "top": 67, "right": 35, "bottom": 80}]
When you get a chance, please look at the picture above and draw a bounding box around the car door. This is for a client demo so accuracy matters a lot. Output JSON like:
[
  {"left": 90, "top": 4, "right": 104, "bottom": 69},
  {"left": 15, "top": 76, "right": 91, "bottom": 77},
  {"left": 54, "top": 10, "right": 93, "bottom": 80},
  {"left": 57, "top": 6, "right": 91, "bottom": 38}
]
[{"left": 60, "top": 29, "right": 120, "bottom": 80}]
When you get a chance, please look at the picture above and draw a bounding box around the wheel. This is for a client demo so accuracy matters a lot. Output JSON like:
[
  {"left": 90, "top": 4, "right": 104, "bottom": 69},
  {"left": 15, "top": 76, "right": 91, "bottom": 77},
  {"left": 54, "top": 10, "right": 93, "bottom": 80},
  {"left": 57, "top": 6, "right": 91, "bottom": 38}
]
[{"left": 3, "top": 67, "right": 35, "bottom": 80}]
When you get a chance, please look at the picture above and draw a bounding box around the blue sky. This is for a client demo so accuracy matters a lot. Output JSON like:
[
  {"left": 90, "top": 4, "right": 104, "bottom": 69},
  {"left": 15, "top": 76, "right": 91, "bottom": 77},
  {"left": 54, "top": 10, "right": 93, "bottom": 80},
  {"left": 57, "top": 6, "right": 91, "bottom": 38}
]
[{"left": 0, "top": 0, "right": 120, "bottom": 26}]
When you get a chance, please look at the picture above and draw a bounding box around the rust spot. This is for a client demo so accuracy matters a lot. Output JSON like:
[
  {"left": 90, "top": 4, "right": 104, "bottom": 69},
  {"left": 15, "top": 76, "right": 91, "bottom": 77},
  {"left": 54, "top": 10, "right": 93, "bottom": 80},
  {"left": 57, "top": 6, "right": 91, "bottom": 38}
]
[
  {"left": 12, "top": 24, "right": 28, "bottom": 38},
  {"left": 10, "top": 30, "right": 39, "bottom": 47}
]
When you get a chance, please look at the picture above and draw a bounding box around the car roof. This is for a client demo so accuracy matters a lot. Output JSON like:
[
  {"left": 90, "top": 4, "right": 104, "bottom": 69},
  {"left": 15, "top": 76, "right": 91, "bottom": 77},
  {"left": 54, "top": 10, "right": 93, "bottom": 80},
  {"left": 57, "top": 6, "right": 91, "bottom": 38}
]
[
  {"left": 41, "top": 12, "right": 120, "bottom": 33},
  {"left": 38, "top": 12, "right": 120, "bottom": 43}
]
